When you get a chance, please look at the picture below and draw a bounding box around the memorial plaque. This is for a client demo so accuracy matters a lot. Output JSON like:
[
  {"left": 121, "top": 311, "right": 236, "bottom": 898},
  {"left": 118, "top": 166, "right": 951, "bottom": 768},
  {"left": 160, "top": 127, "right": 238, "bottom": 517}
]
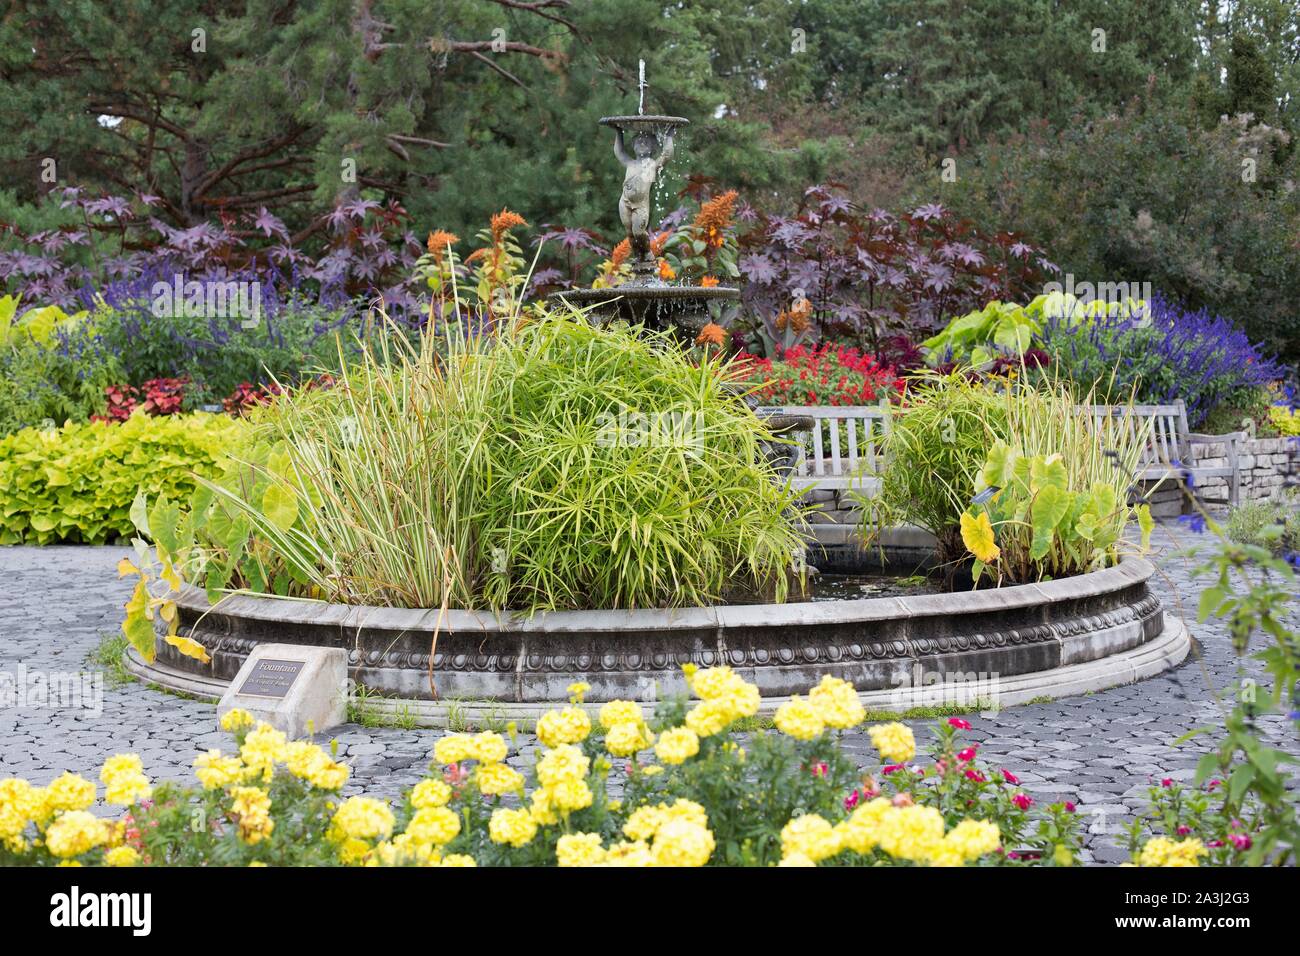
[
  {"left": 218, "top": 644, "right": 347, "bottom": 738},
  {"left": 237, "top": 658, "right": 305, "bottom": 699}
]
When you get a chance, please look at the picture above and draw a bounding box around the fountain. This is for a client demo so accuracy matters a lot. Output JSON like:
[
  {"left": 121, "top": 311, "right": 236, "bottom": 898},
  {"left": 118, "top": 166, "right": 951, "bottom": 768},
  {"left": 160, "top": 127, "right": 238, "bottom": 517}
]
[{"left": 548, "top": 61, "right": 739, "bottom": 344}]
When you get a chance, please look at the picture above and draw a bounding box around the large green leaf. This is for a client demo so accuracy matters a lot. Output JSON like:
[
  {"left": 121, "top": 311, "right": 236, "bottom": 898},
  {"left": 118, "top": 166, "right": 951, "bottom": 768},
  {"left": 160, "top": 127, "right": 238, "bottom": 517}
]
[{"left": 1029, "top": 485, "right": 1072, "bottom": 560}]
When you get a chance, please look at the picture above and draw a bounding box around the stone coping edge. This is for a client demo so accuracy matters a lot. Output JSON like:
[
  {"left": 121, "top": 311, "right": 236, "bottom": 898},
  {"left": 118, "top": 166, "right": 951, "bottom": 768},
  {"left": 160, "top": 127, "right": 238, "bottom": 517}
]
[{"left": 172, "top": 555, "right": 1156, "bottom": 638}]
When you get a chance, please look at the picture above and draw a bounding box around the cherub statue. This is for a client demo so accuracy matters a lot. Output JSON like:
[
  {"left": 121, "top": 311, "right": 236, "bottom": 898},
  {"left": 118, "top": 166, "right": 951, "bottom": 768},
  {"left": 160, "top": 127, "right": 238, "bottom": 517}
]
[{"left": 613, "top": 127, "right": 674, "bottom": 265}]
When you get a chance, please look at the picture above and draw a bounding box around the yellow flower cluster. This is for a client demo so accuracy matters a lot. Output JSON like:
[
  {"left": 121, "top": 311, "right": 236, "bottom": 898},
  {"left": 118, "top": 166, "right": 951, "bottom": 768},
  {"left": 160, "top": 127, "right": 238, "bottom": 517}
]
[
  {"left": 1137, "top": 837, "right": 1206, "bottom": 867},
  {"left": 229, "top": 786, "right": 274, "bottom": 845},
  {"left": 536, "top": 707, "right": 592, "bottom": 748},
  {"left": 617, "top": 799, "right": 715, "bottom": 867},
  {"left": 682, "top": 665, "right": 759, "bottom": 738},
  {"left": 194, "top": 750, "right": 244, "bottom": 790},
  {"left": 0, "top": 779, "right": 45, "bottom": 850},
  {"left": 807, "top": 675, "right": 865, "bottom": 729},
  {"left": 774, "top": 695, "right": 824, "bottom": 740},
  {"left": 194, "top": 730, "right": 348, "bottom": 792},
  {"left": 100, "top": 754, "right": 152, "bottom": 806},
  {"left": 779, "top": 801, "right": 1003, "bottom": 867},
  {"left": 489, "top": 807, "right": 537, "bottom": 847},
  {"left": 867, "top": 722, "right": 916, "bottom": 763},
  {"left": 220, "top": 708, "right": 256, "bottom": 733},
  {"left": 432, "top": 730, "right": 509, "bottom": 765},
  {"left": 605, "top": 720, "right": 655, "bottom": 757},
  {"left": 556, "top": 832, "right": 606, "bottom": 867},
  {"left": 410, "top": 779, "right": 452, "bottom": 808},
  {"left": 44, "top": 810, "right": 111, "bottom": 859},
  {"left": 654, "top": 727, "right": 700, "bottom": 765},
  {"left": 476, "top": 762, "right": 525, "bottom": 795},
  {"left": 44, "top": 772, "right": 97, "bottom": 814}
]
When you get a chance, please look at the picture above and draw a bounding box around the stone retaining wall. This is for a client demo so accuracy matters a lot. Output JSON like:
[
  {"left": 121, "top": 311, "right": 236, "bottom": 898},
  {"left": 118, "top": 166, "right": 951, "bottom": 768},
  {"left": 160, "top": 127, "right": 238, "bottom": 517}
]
[{"left": 1189, "top": 435, "right": 1296, "bottom": 505}]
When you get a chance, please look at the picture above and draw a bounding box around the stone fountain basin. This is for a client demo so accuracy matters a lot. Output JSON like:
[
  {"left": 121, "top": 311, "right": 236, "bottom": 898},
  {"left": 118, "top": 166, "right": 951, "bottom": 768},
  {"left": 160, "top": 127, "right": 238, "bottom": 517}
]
[{"left": 126, "top": 554, "right": 1189, "bottom": 722}]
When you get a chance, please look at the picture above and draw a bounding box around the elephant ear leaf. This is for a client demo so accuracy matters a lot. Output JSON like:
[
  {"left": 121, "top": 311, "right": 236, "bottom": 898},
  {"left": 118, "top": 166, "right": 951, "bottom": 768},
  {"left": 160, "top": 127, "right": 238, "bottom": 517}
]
[
  {"left": 1029, "top": 486, "right": 1071, "bottom": 560},
  {"left": 1029, "top": 454, "right": 1067, "bottom": 493},
  {"left": 980, "top": 441, "right": 1017, "bottom": 490},
  {"left": 261, "top": 482, "right": 299, "bottom": 532},
  {"left": 121, "top": 578, "right": 156, "bottom": 662}
]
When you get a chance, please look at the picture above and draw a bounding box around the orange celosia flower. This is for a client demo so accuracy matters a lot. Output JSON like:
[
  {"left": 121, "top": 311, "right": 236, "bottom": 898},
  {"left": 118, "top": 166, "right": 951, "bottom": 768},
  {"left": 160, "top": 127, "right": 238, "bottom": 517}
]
[
  {"left": 700, "top": 275, "right": 719, "bottom": 287},
  {"left": 426, "top": 230, "right": 459, "bottom": 263},
  {"left": 696, "top": 322, "right": 727, "bottom": 347},
  {"left": 610, "top": 238, "right": 630, "bottom": 267},
  {"left": 693, "top": 190, "right": 738, "bottom": 245},
  {"left": 490, "top": 208, "right": 528, "bottom": 243},
  {"left": 658, "top": 259, "right": 676, "bottom": 281}
]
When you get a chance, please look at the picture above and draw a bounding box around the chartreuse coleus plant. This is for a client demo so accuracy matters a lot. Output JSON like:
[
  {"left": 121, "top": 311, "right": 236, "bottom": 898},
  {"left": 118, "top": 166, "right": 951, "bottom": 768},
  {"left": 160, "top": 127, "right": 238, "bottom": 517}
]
[{"left": 959, "top": 442, "right": 1155, "bottom": 585}]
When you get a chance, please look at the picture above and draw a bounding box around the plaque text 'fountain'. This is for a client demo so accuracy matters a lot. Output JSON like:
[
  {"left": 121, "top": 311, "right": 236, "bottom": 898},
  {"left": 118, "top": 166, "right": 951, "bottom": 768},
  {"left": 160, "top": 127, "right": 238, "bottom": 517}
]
[{"left": 549, "top": 62, "right": 739, "bottom": 341}]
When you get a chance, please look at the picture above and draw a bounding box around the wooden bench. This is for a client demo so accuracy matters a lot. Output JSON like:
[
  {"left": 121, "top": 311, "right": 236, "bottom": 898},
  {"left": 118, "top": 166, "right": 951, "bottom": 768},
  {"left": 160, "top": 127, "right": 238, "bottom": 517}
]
[
  {"left": 755, "top": 405, "right": 890, "bottom": 493},
  {"left": 1082, "top": 400, "right": 1241, "bottom": 505},
  {"left": 761, "top": 399, "right": 1241, "bottom": 506}
]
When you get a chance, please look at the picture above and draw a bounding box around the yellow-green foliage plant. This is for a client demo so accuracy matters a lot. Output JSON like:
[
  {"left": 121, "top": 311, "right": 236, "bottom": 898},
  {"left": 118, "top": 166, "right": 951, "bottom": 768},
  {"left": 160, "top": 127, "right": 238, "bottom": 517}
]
[
  {"left": 958, "top": 382, "right": 1155, "bottom": 585},
  {"left": 0, "top": 410, "right": 245, "bottom": 545}
]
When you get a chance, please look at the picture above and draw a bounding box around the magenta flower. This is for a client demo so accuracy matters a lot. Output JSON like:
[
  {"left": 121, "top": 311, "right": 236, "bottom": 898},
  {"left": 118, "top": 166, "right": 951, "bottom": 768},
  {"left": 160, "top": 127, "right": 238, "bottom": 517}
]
[
  {"left": 1064, "top": 802, "right": 1076, "bottom": 813},
  {"left": 947, "top": 718, "right": 972, "bottom": 730},
  {"left": 964, "top": 768, "right": 986, "bottom": 783},
  {"left": 844, "top": 789, "right": 860, "bottom": 811},
  {"left": 1208, "top": 779, "right": 1221, "bottom": 791},
  {"left": 1160, "top": 778, "right": 1173, "bottom": 788},
  {"left": 882, "top": 764, "right": 905, "bottom": 775},
  {"left": 1001, "top": 769, "right": 1020, "bottom": 785},
  {"left": 1229, "top": 834, "right": 1252, "bottom": 851},
  {"left": 1012, "top": 792, "right": 1032, "bottom": 810},
  {"left": 957, "top": 746, "right": 977, "bottom": 762},
  {"left": 810, "top": 761, "right": 829, "bottom": 778},
  {"left": 1176, "top": 825, "right": 1191, "bottom": 836}
]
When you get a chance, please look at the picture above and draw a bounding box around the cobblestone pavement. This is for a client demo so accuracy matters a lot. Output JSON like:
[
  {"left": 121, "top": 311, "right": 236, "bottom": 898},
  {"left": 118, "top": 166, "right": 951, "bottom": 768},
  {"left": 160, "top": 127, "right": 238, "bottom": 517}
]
[{"left": 1, "top": 523, "right": 1296, "bottom": 865}]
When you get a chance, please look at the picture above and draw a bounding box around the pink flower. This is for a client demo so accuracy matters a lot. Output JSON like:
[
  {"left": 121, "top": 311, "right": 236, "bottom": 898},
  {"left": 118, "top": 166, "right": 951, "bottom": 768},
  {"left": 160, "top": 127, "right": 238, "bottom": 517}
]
[
  {"left": 1160, "top": 778, "right": 1173, "bottom": 788},
  {"left": 1229, "top": 834, "right": 1252, "bottom": 851},
  {"left": 1207, "top": 840, "right": 1224, "bottom": 848},
  {"left": 964, "top": 769, "right": 986, "bottom": 783},
  {"left": 947, "top": 718, "right": 972, "bottom": 730},
  {"left": 881, "top": 764, "right": 905, "bottom": 775},
  {"left": 957, "top": 746, "right": 978, "bottom": 762},
  {"left": 1012, "top": 792, "right": 1032, "bottom": 810},
  {"left": 810, "top": 761, "right": 829, "bottom": 778},
  {"left": 1006, "top": 851, "right": 1020, "bottom": 861},
  {"left": 1064, "top": 802, "right": 1076, "bottom": 813},
  {"left": 1001, "top": 769, "right": 1020, "bottom": 785},
  {"left": 844, "top": 790, "right": 860, "bottom": 811},
  {"left": 1176, "top": 825, "right": 1191, "bottom": 836},
  {"left": 1208, "top": 779, "right": 1221, "bottom": 791}
]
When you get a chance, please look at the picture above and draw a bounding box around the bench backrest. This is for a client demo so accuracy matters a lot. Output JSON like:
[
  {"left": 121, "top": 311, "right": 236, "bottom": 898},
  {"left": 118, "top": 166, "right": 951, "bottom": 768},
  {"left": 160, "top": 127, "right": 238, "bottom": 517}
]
[
  {"left": 755, "top": 405, "right": 890, "bottom": 479},
  {"left": 1079, "top": 401, "right": 1188, "bottom": 467}
]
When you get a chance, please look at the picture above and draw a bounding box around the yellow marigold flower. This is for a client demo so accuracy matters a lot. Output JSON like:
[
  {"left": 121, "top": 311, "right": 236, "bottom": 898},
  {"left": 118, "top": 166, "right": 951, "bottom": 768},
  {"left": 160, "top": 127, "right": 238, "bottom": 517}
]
[
  {"left": 488, "top": 807, "right": 537, "bottom": 848},
  {"left": 239, "top": 724, "right": 287, "bottom": 783},
  {"left": 641, "top": 765, "right": 664, "bottom": 776},
  {"left": 603, "top": 840, "right": 654, "bottom": 867},
  {"left": 44, "top": 810, "right": 109, "bottom": 858},
  {"left": 599, "top": 699, "right": 643, "bottom": 729},
  {"left": 654, "top": 727, "right": 700, "bottom": 765},
  {"left": 605, "top": 721, "right": 654, "bottom": 757},
  {"left": 556, "top": 832, "right": 607, "bottom": 867},
  {"left": 684, "top": 698, "right": 733, "bottom": 738},
  {"left": 651, "top": 819, "right": 715, "bottom": 867},
  {"left": 546, "top": 779, "right": 594, "bottom": 812},
  {"left": 567, "top": 681, "right": 591, "bottom": 704},
  {"left": 774, "top": 695, "right": 825, "bottom": 741},
  {"left": 440, "top": 853, "right": 477, "bottom": 867},
  {"left": 410, "top": 778, "right": 453, "bottom": 809},
  {"left": 867, "top": 721, "right": 916, "bottom": 763},
  {"left": 220, "top": 708, "right": 255, "bottom": 733},
  {"left": 943, "top": 819, "right": 1002, "bottom": 861},
  {"left": 0, "top": 779, "right": 44, "bottom": 839},
  {"left": 433, "top": 733, "right": 475, "bottom": 765},
  {"left": 535, "top": 744, "right": 590, "bottom": 787},
  {"left": 193, "top": 750, "right": 244, "bottom": 790},
  {"left": 329, "top": 796, "right": 394, "bottom": 843},
  {"left": 1138, "top": 836, "right": 1206, "bottom": 867},
  {"left": 103, "top": 845, "right": 140, "bottom": 867},
  {"left": 43, "top": 772, "right": 96, "bottom": 813},
  {"left": 99, "top": 754, "right": 152, "bottom": 806},
  {"left": 528, "top": 788, "right": 559, "bottom": 826},
  {"left": 229, "top": 786, "right": 274, "bottom": 845},
  {"left": 927, "top": 843, "right": 966, "bottom": 867},
  {"left": 56, "top": 860, "right": 82, "bottom": 867},
  {"left": 877, "top": 804, "right": 945, "bottom": 862},
  {"left": 808, "top": 675, "right": 865, "bottom": 729},
  {"left": 624, "top": 805, "right": 666, "bottom": 842},
  {"left": 781, "top": 814, "right": 842, "bottom": 862},
  {"left": 476, "top": 762, "right": 525, "bottom": 796},
  {"left": 536, "top": 707, "right": 592, "bottom": 748},
  {"left": 303, "top": 757, "right": 349, "bottom": 791},
  {"left": 336, "top": 836, "right": 372, "bottom": 866},
  {"left": 405, "top": 806, "right": 461, "bottom": 846},
  {"left": 369, "top": 835, "right": 437, "bottom": 867},
  {"left": 689, "top": 665, "right": 738, "bottom": 700},
  {"left": 778, "top": 852, "right": 817, "bottom": 867},
  {"left": 470, "top": 731, "right": 508, "bottom": 764},
  {"left": 722, "top": 681, "right": 761, "bottom": 719},
  {"left": 836, "top": 797, "right": 892, "bottom": 854}
]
